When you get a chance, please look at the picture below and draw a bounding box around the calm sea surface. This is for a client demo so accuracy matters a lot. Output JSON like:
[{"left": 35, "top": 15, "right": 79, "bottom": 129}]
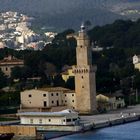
[{"left": 53, "top": 121, "right": 140, "bottom": 140}]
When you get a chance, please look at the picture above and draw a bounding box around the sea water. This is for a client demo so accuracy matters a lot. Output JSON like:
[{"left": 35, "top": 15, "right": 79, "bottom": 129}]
[{"left": 54, "top": 121, "right": 140, "bottom": 140}]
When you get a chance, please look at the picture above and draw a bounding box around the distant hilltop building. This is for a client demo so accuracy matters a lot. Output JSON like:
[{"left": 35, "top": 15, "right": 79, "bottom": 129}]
[
  {"left": 0, "top": 55, "right": 24, "bottom": 77},
  {"left": 45, "top": 32, "right": 57, "bottom": 38},
  {"left": 0, "top": 42, "right": 5, "bottom": 48},
  {"left": 92, "top": 45, "right": 103, "bottom": 52},
  {"left": 20, "top": 24, "right": 97, "bottom": 114},
  {"left": 133, "top": 54, "right": 140, "bottom": 71},
  {"left": 0, "top": 11, "right": 41, "bottom": 50}
]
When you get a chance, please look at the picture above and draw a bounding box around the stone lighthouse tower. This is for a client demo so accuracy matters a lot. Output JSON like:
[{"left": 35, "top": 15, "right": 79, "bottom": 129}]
[{"left": 73, "top": 24, "right": 97, "bottom": 114}]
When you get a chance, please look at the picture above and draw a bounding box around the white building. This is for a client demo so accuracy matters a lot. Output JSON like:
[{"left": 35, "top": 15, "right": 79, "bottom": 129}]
[
  {"left": 0, "top": 42, "right": 5, "bottom": 48},
  {"left": 133, "top": 54, "right": 140, "bottom": 71},
  {"left": 45, "top": 32, "right": 57, "bottom": 38},
  {"left": 0, "top": 24, "right": 7, "bottom": 31},
  {"left": 18, "top": 109, "right": 79, "bottom": 126},
  {"left": 20, "top": 87, "right": 76, "bottom": 112},
  {"left": 96, "top": 93, "right": 125, "bottom": 111}
]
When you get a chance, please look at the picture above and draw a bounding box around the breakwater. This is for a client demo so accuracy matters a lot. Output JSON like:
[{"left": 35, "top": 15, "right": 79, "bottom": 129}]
[
  {"left": 81, "top": 112, "right": 139, "bottom": 130},
  {"left": 1, "top": 112, "right": 140, "bottom": 139},
  {"left": 37, "top": 113, "right": 140, "bottom": 139}
]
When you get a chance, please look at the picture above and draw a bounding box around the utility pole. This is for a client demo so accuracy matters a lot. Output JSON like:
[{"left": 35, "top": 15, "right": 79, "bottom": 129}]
[{"left": 136, "top": 89, "right": 138, "bottom": 103}]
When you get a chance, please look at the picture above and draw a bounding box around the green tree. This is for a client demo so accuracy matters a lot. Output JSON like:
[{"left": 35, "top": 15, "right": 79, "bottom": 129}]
[
  {"left": 11, "top": 66, "right": 22, "bottom": 79},
  {"left": 53, "top": 74, "right": 65, "bottom": 87},
  {"left": 0, "top": 70, "right": 7, "bottom": 88},
  {"left": 65, "top": 77, "right": 75, "bottom": 90}
]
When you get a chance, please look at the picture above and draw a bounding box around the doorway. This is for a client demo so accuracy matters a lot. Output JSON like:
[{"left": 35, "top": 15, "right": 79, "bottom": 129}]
[
  {"left": 57, "top": 100, "right": 59, "bottom": 106},
  {"left": 44, "top": 101, "right": 47, "bottom": 107}
]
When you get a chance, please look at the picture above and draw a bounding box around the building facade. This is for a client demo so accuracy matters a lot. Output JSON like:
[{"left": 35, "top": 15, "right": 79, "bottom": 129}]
[
  {"left": 20, "top": 87, "right": 76, "bottom": 112},
  {"left": 73, "top": 24, "right": 97, "bottom": 114},
  {"left": 96, "top": 93, "right": 125, "bottom": 111},
  {"left": 0, "top": 55, "right": 24, "bottom": 77},
  {"left": 133, "top": 54, "right": 140, "bottom": 71},
  {"left": 18, "top": 109, "right": 79, "bottom": 126}
]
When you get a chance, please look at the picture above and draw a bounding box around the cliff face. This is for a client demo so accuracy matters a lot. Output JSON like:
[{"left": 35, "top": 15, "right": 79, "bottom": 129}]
[{"left": 0, "top": 0, "right": 140, "bottom": 29}]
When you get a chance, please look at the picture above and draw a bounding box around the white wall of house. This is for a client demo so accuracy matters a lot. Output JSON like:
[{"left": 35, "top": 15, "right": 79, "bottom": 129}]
[
  {"left": 64, "top": 92, "right": 76, "bottom": 109},
  {"left": 21, "top": 89, "right": 76, "bottom": 109},
  {"left": 48, "top": 92, "right": 64, "bottom": 107},
  {"left": 19, "top": 111, "right": 79, "bottom": 125},
  {"left": 21, "top": 116, "right": 66, "bottom": 125},
  {"left": 109, "top": 97, "right": 125, "bottom": 110}
]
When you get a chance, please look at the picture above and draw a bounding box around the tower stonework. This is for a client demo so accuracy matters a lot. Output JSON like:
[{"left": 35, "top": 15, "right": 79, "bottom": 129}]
[{"left": 73, "top": 24, "right": 97, "bottom": 114}]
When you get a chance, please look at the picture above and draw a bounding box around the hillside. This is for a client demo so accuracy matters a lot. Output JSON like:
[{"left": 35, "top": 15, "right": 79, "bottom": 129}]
[{"left": 0, "top": 0, "right": 140, "bottom": 30}]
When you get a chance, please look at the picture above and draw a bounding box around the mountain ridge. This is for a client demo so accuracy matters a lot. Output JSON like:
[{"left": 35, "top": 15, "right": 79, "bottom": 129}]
[{"left": 0, "top": 0, "right": 139, "bottom": 30}]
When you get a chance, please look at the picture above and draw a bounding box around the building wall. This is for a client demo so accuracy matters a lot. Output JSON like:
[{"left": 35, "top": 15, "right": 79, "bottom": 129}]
[
  {"left": 109, "top": 97, "right": 125, "bottom": 110},
  {"left": 96, "top": 94, "right": 125, "bottom": 111},
  {"left": 21, "top": 90, "right": 50, "bottom": 108},
  {"left": 0, "top": 125, "right": 36, "bottom": 136},
  {"left": 21, "top": 116, "right": 65, "bottom": 125},
  {"left": 64, "top": 92, "right": 76, "bottom": 109},
  {"left": 114, "top": 99, "right": 125, "bottom": 109},
  {"left": 48, "top": 92, "right": 64, "bottom": 107},
  {"left": 21, "top": 89, "right": 76, "bottom": 110},
  {"left": 0, "top": 56, "right": 24, "bottom": 77},
  {"left": 0, "top": 64, "right": 23, "bottom": 77},
  {"left": 134, "top": 63, "right": 140, "bottom": 71},
  {"left": 20, "top": 114, "right": 78, "bottom": 125}
]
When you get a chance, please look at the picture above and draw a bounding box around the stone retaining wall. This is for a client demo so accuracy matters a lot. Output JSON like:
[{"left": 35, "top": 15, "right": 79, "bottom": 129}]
[{"left": 0, "top": 125, "right": 36, "bottom": 136}]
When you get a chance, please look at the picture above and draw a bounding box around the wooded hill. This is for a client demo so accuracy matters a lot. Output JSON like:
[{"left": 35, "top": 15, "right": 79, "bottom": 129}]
[{"left": 1, "top": 19, "right": 140, "bottom": 105}]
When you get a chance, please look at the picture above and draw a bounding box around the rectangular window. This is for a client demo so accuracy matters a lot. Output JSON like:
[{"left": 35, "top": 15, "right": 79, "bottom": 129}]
[
  {"left": 57, "top": 100, "right": 59, "bottom": 106},
  {"left": 66, "top": 119, "right": 71, "bottom": 122},
  {"left": 52, "top": 101, "right": 54, "bottom": 104},
  {"left": 5, "top": 67, "right": 8, "bottom": 71},
  {"left": 49, "top": 119, "right": 51, "bottom": 122},
  {"left": 56, "top": 93, "right": 58, "bottom": 96},
  {"left": 39, "top": 119, "right": 42, "bottom": 124},
  {"left": 51, "top": 93, "right": 53, "bottom": 96},
  {"left": 30, "top": 119, "right": 33, "bottom": 124},
  {"left": 73, "top": 118, "right": 77, "bottom": 121},
  {"left": 44, "top": 101, "right": 47, "bottom": 107}
]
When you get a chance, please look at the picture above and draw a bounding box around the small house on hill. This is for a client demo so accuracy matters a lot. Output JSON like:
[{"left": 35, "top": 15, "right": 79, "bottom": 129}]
[{"left": 0, "top": 55, "right": 24, "bottom": 77}]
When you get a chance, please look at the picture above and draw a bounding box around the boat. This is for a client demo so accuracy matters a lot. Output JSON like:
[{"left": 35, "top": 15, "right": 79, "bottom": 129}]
[{"left": 0, "top": 133, "right": 14, "bottom": 140}]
